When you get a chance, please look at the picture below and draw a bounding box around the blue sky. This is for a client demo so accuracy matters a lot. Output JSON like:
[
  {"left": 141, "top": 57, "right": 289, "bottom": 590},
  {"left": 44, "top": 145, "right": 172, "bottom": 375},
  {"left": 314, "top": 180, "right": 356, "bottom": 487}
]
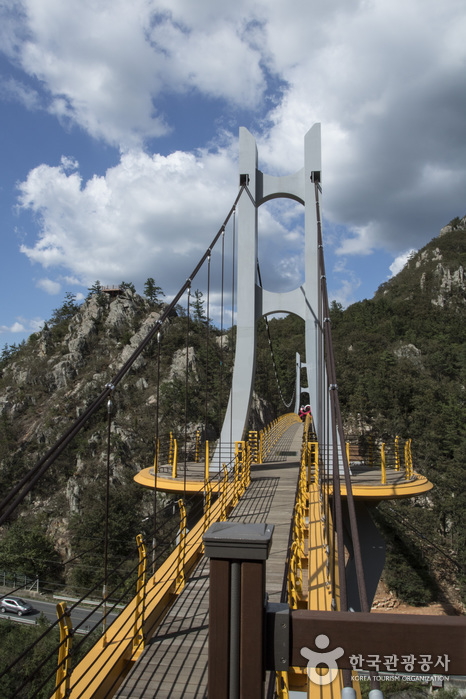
[{"left": 1, "top": 0, "right": 465, "bottom": 350}]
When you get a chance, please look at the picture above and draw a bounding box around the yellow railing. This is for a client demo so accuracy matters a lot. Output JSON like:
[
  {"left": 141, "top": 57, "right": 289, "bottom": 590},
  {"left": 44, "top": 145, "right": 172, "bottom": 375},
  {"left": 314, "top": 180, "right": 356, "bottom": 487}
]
[
  {"left": 381, "top": 442, "right": 387, "bottom": 485},
  {"left": 258, "top": 412, "right": 302, "bottom": 463},
  {"left": 54, "top": 603, "right": 73, "bottom": 699},
  {"left": 345, "top": 435, "right": 417, "bottom": 485},
  {"left": 405, "top": 438, "right": 413, "bottom": 479},
  {"left": 54, "top": 441, "right": 253, "bottom": 699}
]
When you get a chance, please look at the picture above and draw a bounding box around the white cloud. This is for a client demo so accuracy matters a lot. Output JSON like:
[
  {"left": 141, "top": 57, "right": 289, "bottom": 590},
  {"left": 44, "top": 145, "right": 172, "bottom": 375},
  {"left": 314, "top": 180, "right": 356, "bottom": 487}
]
[
  {"left": 0, "top": 321, "right": 26, "bottom": 334},
  {"left": 3, "top": 0, "right": 466, "bottom": 314},
  {"left": 28, "top": 317, "right": 46, "bottom": 332},
  {"left": 329, "top": 276, "right": 362, "bottom": 309},
  {"left": 2, "top": 0, "right": 270, "bottom": 149},
  {"left": 36, "top": 277, "right": 61, "bottom": 294},
  {"left": 257, "top": 0, "right": 466, "bottom": 252},
  {"left": 389, "top": 249, "right": 416, "bottom": 277},
  {"left": 0, "top": 77, "right": 40, "bottom": 110},
  {"left": 0, "top": 317, "right": 45, "bottom": 336},
  {"left": 18, "top": 146, "right": 239, "bottom": 294}
]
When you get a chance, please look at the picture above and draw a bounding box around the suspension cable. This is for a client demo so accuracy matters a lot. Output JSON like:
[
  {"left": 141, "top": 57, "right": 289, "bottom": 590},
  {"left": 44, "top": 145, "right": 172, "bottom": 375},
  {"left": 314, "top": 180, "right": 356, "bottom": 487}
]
[
  {"left": 0, "top": 184, "right": 249, "bottom": 525},
  {"left": 102, "top": 390, "right": 113, "bottom": 639},
  {"left": 218, "top": 227, "right": 225, "bottom": 467},
  {"left": 314, "top": 180, "right": 380, "bottom": 689},
  {"left": 230, "top": 208, "right": 236, "bottom": 447},
  {"left": 204, "top": 252, "right": 211, "bottom": 439},
  {"left": 184, "top": 283, "right": 191, "bottom": 500},
  {"left": 153, "top": 330, "right": 161, "bottom": 575},
  {"left": 256, "top": 261, "right": 295, "bottom": 409}
]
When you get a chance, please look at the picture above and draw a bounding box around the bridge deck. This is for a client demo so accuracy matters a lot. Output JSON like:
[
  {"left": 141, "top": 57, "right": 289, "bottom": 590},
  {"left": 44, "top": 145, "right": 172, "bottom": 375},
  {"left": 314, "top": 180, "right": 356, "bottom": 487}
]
[{"left": 114, "top": 422, "right": 303, "bottom": 698}]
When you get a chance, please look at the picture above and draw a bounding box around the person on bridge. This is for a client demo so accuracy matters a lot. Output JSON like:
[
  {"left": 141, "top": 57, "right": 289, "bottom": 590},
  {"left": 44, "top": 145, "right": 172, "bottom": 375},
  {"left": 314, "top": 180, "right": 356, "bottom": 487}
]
[{"left": 299, "top": 405, "right": 312, "bottom": 421}]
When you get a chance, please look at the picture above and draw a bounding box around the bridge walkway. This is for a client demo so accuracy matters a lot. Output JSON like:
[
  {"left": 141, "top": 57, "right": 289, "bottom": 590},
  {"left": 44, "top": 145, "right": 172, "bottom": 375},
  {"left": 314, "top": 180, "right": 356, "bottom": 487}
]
[{"left": 114, "top": 422, "right": 303, "bottom": 698}]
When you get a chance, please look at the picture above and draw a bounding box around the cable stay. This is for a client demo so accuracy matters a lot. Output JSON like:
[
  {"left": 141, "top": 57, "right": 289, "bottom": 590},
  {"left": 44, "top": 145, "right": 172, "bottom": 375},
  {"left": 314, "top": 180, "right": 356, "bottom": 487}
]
[{"left": 0, "top": 184, "right": 250, "bottom": 527}]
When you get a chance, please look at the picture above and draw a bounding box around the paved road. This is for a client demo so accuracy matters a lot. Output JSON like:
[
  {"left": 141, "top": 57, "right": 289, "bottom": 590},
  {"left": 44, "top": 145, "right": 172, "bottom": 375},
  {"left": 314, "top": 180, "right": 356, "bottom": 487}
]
[{"left": 0, "top": 597, "right": 119, "bottom": 633}]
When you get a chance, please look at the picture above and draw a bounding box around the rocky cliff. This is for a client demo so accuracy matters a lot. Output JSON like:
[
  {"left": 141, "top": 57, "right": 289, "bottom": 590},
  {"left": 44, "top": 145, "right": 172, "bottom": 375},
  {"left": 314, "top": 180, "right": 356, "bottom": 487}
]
[{"left": 0, "top": 287, "right": 239, "bottom": 589}]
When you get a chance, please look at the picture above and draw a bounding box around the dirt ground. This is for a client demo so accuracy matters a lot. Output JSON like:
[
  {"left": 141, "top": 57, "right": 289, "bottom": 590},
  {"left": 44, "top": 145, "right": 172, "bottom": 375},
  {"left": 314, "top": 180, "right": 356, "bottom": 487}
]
[{"left": 370, "top": 579, "right": 464, "bottom": 615}]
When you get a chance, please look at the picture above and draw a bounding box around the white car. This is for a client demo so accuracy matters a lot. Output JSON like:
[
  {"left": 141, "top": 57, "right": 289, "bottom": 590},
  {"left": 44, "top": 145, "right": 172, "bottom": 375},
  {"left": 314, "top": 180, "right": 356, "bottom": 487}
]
[{"left": 0, "top": 596, "right": 33, "bottom": 616}]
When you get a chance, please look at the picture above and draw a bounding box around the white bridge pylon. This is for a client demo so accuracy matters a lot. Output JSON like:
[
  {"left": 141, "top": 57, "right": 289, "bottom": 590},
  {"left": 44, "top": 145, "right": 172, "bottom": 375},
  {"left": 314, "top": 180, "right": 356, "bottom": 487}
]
[{"left": 215, "top": 124, "right": 326, "bottom": 465}]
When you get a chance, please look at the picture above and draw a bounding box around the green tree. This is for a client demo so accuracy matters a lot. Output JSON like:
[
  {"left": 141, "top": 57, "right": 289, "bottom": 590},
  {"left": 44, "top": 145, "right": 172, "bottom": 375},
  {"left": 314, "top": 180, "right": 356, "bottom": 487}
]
[
  {"left": 0, "top": 517, "right": 62, "bottom": 581},
  {"left": 192, "top": 289, "right": 206, "bottom": 323},
  {"left": 50, "top": 292, "right": 79, "bottom": 326},
  {"left": 1, "top": 343, "right": 11, "bottom": 362},
  {"left": 0, "top": 616, "right": 59, "bottom": 698},
  {"left": 87, "top": 280, "right": 102, "bottom": 296},
  {"left": 120, "top": 280, "right": 136, "bottom": 293},
  {"left": 144, "top": 277, "right": 164, "bottom": 303}
]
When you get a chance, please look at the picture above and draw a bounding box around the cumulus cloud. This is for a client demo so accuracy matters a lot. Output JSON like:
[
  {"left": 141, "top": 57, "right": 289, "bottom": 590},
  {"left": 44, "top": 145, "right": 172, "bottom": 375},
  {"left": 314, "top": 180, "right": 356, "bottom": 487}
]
[
  {"left": 3, "top": 0, "right": 466, "bottom": 315},
  {"left": 18, "top": 147, "right": 239, "bottom": 293},
  {"left": 0, "top": 316, "right": 45, "bottom": 337},
  {"left": 329, "top": 276, "right": 362, "bottom": 309},
  {"left": 2, "top": 0, "right": 270, "bottom": 149},
  {"left": 36, "top": 277, "right": 61, "bottom": 294},
  {"left": 0, "top": 321, "right": 26, "bottom": 334},
  {"left": 17, "top": 145, "right": 311, "bottom": 301},
  {"left": 389, "top": 249, "right": 416, "bottom": 277},
  {"left": 257, "top": 0, "right": 466, "bottom": 253}
]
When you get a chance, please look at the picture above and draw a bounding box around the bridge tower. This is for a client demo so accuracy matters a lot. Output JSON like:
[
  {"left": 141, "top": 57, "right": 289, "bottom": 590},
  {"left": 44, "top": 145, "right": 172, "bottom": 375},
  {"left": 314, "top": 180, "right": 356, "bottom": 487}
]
[{"left": 218, "top": 125, "right": 324, "bottom": 458}]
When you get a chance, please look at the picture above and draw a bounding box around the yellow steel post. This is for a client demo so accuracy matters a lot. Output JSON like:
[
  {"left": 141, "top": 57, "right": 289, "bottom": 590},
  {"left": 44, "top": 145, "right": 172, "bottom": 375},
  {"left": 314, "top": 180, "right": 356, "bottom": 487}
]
[
  {"left": 204, "top": 479, "right": 212, "bottom": 534},
  {"left": 176, "top": 499, "right": 186, "bottom": 591},
  {"left": 172, "top": 439, "right": 178, "bottom": 478},
  {"left": 248, "top": 430, "right": 258, "bottom": 464},
  {"left": 152, "top": 437, "right": 159, "bottom": 474},
  {"left": 54, "top": 602, "right": 73, "bottom": 699},
  {"left": 204, "top": 440, "right": 210, "bottom": 482},
  {"left": 246, "top": 440, "right": 252, "bottom": 487},
  {"left": 195, "top": 430, "right": 200, "bottom": 463},
  {"left": 404, "top": 441, "right": 410, "bottom": 480},
  {"left": 221, "top": 464, "right": 228, "bottom": 521},
  {"left": 395, "top": 435, "right": 400, "bottom": 471},
  {"left": 381, "top": 443, "right": 387, "bottom": 485},
  {"left": 168, "top": 432, "right": 173, "bottom": 466},
  {"left": 133, "top": 534, "right": 147, "bottom": 656},
  {"left": 276, "top": 670, "right": 290, "bottom": 699},
  {"left": 408, "top": 438, "right": 413, "bottom": 477},
  {"left": 233, "top": 442, "right": 240, "bottom": 506},
  {"left": 239, "top": 440, "right": 247, "bottom": 494},
  {"left": 312, "top": 442, "right": 319, "bottom": 486}
]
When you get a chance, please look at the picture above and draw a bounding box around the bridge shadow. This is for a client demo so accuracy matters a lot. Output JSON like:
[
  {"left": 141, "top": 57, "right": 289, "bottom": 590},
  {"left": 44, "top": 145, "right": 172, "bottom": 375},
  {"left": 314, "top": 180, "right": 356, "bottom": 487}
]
[{"left": 229, "top": 476, "right": 280, "bottom": 522}]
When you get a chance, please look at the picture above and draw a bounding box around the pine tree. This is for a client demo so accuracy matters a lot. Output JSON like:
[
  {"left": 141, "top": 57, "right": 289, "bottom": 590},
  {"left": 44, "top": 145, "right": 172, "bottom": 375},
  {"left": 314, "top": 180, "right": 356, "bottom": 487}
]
[
  {"left": 192, "top": 289, "right": 206, "bottom": 323},
  {"left": 144, "top": 277, "right": 164, "bottom": 303}
]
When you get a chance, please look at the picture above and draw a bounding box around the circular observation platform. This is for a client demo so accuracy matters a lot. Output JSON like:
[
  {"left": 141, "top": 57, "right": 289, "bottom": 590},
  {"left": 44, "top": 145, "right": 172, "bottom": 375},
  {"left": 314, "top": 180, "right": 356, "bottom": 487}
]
[
  {"left": 332, "top": 465, "right": 433, "bottom": 500},
  {"left": 134, "top": 462, "right": 226, "bottom": 494}
]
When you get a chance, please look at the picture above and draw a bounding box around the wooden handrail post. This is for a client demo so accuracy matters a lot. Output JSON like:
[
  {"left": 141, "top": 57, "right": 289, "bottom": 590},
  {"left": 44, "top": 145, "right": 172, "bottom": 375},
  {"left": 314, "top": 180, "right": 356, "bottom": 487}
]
[{"left": 204, "top": 522, "right": 274, "bottom": 698}]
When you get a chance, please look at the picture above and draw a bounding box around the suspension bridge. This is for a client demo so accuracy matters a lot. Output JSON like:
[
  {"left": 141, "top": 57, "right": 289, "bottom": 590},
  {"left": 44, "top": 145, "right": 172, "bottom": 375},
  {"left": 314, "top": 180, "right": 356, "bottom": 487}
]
[{"left": 0, "top": 125, "right": 464, "bottom": 699}]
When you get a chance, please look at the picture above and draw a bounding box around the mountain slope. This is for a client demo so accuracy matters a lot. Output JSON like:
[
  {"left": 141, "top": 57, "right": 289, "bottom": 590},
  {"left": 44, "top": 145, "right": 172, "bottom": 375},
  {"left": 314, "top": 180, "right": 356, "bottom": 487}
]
[
  {"left": 331, "top": 218, "right": 466, "bottom": 605},
  {"left": 0, "top": 287, "right": 234, "bottom": 591}
]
